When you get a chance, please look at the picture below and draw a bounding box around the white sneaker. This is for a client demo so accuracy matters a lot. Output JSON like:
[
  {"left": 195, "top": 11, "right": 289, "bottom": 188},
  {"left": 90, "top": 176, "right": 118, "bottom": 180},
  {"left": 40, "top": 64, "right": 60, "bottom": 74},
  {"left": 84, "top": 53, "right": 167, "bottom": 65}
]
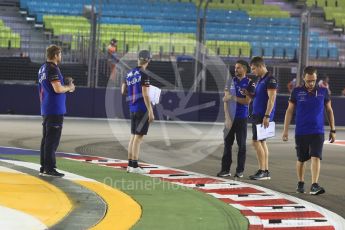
[
  {"left": 127, "top": 166, "right": 133, "bottom": 173},
  {"left": 131, "top": 167, "right": 149, "bottom": 174}
]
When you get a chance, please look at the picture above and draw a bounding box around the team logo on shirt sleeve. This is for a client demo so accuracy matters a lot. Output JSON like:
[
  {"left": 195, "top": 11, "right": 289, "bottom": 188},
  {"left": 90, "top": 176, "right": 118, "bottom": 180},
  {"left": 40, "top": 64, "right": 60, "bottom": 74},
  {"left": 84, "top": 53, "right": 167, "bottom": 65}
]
[
  {"left": 269, "top": 78, "right": 277, "bottom": 84},
  {"left": 143, "top": 78, "right": 150, "bottom": 86}
]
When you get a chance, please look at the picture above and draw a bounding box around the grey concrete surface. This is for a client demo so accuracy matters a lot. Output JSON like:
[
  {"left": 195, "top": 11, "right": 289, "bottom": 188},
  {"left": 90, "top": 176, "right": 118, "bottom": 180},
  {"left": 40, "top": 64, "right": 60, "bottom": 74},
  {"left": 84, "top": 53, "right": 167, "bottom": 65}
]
[{"left": 0, "top": 160, "right": 106, "bottom": 229}]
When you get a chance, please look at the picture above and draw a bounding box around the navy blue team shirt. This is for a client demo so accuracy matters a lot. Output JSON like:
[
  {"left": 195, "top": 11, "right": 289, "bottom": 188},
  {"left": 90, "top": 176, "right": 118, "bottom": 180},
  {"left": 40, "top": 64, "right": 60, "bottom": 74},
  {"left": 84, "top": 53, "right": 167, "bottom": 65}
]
[
  {"left": 225, "top": 76, "right": 255, "bottom": 119},
  {"left": 126, "top": 67, "right": 150, "bottom": 112},
  {"left": 252, "top": 72, "right": 278, "bottom": 120},
  {"left": 38, "top": 62, "right": 66, "bottom": 115},
  {"left": 290, "top": 86, "right": 330, "bottom": 135}
]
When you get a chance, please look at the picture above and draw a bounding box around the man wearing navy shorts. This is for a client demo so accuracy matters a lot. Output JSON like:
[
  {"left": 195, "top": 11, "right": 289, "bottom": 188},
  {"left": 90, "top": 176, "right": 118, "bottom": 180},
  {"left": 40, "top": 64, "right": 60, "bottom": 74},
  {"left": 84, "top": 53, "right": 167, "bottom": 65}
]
[
  {"left": 217, "top": 60, "right": 255, "bottom": 178},
  {"left": 249, "top": 57, "right": 278, "bottom": 180},
  {"left": 124, "top": 50, "right": 154, "bottom": 174},
  {"left": 283, "top": 66, "right": 336, "bottom": 195},
  {"left": 38, "top": 45, "right": 75, "bottom": 177}
]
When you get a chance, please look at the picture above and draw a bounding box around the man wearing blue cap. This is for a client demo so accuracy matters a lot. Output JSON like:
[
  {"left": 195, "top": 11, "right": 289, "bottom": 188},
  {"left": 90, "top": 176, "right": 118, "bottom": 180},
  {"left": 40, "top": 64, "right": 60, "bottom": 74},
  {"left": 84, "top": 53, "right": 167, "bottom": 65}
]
[{"left": 124, "top": 50, "right": 154, "bottom": 174}]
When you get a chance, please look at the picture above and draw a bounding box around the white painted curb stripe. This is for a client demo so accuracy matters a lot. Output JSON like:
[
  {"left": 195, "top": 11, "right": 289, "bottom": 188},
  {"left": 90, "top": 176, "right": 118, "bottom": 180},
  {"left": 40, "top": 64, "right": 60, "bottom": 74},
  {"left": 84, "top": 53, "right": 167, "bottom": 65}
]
[
  {"left": 0, "top": 205, "right": 47, "bottom": 230},
  {"left": 209, "top": 193, "right": 281, "bottom": 201},
  {"left": 0, "top": 159, "right": 95, "bottom": 182}
]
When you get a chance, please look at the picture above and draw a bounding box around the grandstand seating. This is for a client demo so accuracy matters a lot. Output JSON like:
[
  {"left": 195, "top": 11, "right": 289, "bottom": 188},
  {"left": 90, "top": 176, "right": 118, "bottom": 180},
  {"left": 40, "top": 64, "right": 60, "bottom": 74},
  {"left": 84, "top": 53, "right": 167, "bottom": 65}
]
[
  {"left": 308, "top": 0, "right": 345, "bottom": 31},
  {"left": 18, "top": 0, "right": 339, "bottom": 60},
  {"left": 0, "top": 19, "right": 21, "bottom": 48},
  {"left": 323, "top": 6, "right": 345, "bottom": 29}
]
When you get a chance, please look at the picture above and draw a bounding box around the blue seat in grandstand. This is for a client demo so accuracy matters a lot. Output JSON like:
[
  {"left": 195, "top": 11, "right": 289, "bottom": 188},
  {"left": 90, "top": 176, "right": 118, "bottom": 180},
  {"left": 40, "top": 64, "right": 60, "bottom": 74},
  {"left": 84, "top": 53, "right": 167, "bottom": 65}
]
[
  {"left": 285, "top": 47, "right": 296, "bottom": 59},
  {"left": 309, "top": 47, "right": 318, "bottom": 59},
  {"left": 251, "top": 47, "right": 263, "bottom": 57},
  {"left": 329, "top": 47, "right": 338, "bottom": 59},
  {"left": 274, "top": 47, "right": 285, "bottom": 58},
  {"left": 318, "top": 47, "right": 328, "bottom": 58},
  {"left": 263, "top": 47, "right": 274, "bottom": 58}
]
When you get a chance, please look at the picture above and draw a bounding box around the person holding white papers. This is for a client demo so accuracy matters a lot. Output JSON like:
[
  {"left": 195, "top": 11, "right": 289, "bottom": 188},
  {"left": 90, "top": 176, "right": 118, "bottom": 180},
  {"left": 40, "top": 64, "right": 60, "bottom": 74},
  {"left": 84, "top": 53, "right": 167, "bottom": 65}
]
[
  {"left": 217, "top": 60, "right": 255, "bottom": 178},
  {"left": 123, "top": 50, "right": 154, "bottom": 174},
  {"left": 248, "top": 57, "right": 278, "bottom": 180},
  {"left": 283, "top": 66, "right": 336, "bottom": 195}
]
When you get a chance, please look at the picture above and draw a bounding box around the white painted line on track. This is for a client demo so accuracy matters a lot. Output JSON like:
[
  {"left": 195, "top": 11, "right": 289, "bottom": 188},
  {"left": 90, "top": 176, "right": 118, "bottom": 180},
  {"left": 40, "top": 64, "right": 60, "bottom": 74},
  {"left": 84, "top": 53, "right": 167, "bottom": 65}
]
[
  {"left": 0, "top": 205, "right": 47, "bottom": 230},
  {"left": 0, "top": 159, "right": 95, "bottom": 182}
]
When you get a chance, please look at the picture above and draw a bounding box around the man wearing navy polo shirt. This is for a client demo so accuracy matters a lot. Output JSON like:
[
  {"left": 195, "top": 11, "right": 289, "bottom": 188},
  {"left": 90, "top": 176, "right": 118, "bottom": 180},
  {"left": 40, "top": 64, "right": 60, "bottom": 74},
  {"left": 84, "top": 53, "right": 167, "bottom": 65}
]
[
  {"left": 124, "top": 50, "right": 154, "bottom": 174},
  {"left": 38, "top": 45, "right": 75, "bottom": 177},
  {"left": 217, "top": 60, "right": 255, "bottom": 178},
  {"left": 249, "top": 57, "right": 278, "bottom": 180},
  {"left": 283, "top": 66, "right": 336, "bottom": 195}
]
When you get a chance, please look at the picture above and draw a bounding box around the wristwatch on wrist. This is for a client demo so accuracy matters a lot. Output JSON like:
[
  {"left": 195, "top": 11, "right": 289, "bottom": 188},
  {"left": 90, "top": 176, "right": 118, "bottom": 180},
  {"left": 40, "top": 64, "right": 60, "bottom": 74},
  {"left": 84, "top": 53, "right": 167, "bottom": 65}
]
[
  {"left": 330, "top": 130, "right": 336, "bottom": 133},
  {"left": 264, "top": 114, "right": 270, "bottom": 118}
]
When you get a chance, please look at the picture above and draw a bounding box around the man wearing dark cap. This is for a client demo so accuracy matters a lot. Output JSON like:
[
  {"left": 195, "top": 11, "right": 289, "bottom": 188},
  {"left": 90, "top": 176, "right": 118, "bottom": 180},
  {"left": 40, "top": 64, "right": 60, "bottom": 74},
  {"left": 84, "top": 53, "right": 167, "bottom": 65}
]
[
  {"left": 217, "top": 60, "right": 255, "bottom": 178},
  {"left": 123, "top": 50, "right": 154, "bottom": 174}
]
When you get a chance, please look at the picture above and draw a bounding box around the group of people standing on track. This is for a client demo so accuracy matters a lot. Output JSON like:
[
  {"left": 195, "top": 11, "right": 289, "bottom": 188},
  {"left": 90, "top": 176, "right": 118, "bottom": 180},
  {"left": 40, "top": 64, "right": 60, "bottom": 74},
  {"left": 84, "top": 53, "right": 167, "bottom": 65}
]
[
  {"left": 37, "top": 44, "right": 336, "bottom": 195},
  {"left": 217, "top": 57, "right": 336, "bottom": 195},
  {"left": 217, "top": 57, "right": 277, "bottom": 181}
]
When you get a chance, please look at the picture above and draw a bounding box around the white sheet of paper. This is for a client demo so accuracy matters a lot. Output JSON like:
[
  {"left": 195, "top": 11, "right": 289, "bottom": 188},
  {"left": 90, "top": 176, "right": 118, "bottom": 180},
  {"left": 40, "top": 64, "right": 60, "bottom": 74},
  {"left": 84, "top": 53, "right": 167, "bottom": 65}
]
[
  {"left": 256, "top": 122, "right": 275, "bottom": 141},
  {"left": 149, "top": 85, "right": 161, "bottom": 105}
]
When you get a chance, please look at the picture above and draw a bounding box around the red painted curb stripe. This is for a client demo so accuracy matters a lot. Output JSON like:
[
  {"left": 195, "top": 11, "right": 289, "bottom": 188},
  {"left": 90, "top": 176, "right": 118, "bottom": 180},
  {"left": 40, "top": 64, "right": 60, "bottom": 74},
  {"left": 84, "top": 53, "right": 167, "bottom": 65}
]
[
  {"left": 263, "top": 227, "right": 335, "bottom": 230},
  {"left": 100, "top": 163, "right": 148, "bottom": 167},
  {"left": 149, "top": 169, "right": 185, "bottom": 174},
  {"left": 162, "top": 178, "right": 222, "bottom": 184},
  {"left": 220, "top": 198, "right": 296, "bottom": 206},
  {"left": 65, "top": 156, "right": 104, "bottom": 161},
  {"left": 241, "top": 210, "right": 257, "bottom": 216},
  {"left": 334, "top": 140, "right": 345, "bottom": 145},
  {"left": 251, "top": 211, "right": 324, "bottom": 219},
  {"left": 200, "top": 187, "right": 264, "bottom": 194},
  {"left": 249, "top": 225, "right": 263, "bottom": 230}
]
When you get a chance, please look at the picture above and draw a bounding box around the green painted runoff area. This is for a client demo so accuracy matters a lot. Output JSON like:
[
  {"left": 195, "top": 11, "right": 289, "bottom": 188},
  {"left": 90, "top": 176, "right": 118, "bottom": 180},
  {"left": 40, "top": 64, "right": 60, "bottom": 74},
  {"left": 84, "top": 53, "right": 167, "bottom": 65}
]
[{"left": 0, "top": 154, "right": 248, "bottom": 230}]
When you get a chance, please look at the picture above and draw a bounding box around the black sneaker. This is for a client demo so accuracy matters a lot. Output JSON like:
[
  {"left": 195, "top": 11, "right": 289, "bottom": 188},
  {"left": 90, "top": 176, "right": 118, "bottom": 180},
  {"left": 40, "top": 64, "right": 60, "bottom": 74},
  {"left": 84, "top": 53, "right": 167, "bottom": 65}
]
[
  {"left": 296, "top": 181, "right": 305, "bottom": 193},
  {"left": 264, "top": 170, "right": 271, "bottom": 180},
  {"left": 234, "top": 172, "right": 244, "bottom": 178},
  {"left": 39, "top": 167, "right": 44, "bottom": 176},
  {"left": 217, "top": 171, "right": 231, "bottom": 177},
  {"left": 249, "top": 170, "right": 270, "bottom": 180},
  {"left": 42, "top": 169, "right": 65, "bottom": 178},
  {"left": 310, "top": 183, "right": 325, "bottom": 195},
  {"left": 249, "top": 170, "right": 262, "bottom": 180}
]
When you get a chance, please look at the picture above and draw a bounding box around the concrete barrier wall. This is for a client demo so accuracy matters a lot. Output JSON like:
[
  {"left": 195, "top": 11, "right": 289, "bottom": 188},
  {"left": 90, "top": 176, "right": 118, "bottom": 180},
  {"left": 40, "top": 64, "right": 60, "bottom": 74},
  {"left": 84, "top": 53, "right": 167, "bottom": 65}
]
[{"left": 1, "top": 84, "right": 345, "bottom": 125}]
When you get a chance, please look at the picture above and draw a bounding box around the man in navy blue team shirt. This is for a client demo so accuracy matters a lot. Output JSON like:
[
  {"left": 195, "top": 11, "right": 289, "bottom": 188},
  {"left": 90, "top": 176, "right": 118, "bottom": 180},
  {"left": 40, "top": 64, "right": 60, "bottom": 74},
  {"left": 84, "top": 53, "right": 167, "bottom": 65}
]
[
  {"left": 283, "top": 66, "right": 336, "bottom": 195},
  {"left": 38, "top": 45, "right": 75, "bottom": 177},
  {"left": 217, "top": 60, "right": 255, "bottom": 178},
  {"left": 249, "top": 56, "right": 278, "bottom": 180},
  {"left": 123, "top": 50, "right": 154, "bottom": 174}
]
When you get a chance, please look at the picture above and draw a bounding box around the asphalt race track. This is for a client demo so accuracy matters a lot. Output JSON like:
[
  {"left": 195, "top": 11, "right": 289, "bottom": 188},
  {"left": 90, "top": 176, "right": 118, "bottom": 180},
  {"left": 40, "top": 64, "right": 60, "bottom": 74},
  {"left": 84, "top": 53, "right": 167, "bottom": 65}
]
[{"left": 0, "top": 115, "right": 344, "bottom": 219}]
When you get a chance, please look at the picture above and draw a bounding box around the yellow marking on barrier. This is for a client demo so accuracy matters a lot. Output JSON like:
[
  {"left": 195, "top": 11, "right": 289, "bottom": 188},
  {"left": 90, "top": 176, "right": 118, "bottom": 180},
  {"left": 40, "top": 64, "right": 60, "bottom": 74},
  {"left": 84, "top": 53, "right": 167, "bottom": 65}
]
[
  {"left": 0, "top": 172, "right": 73, "bottom": 227},
  {"left": 75, "top": 180, "right": 141, "bottom": 230}
]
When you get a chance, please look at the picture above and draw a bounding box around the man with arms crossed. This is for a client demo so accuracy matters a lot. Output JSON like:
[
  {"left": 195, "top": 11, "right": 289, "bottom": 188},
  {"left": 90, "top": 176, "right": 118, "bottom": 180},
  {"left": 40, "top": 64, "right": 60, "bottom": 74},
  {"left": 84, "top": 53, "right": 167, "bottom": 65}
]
[
  {"left": 217, "top": 60, "right": 255, "bottom": 178},
  {"left": 249, "top": 56, "right": 278, "bottom": 180},
  {"left": 124, "top": 50, "right": 154, "bottom": 174},
  {"left": 283, "top": 66, "right": 335, "bottom": 195}
]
